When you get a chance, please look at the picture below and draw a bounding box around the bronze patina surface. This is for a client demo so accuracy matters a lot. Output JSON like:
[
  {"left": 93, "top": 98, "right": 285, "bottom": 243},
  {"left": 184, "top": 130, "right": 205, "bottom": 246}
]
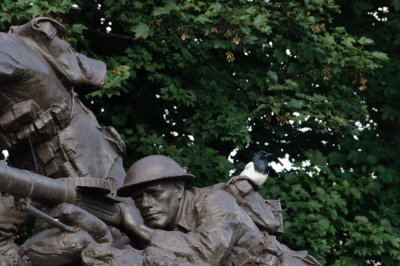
[
  {"left": 0, "top": 18, "right": 320, "bottom": 266},
  {"left": 0, "top": 17, "right": 125, "bottom": 264}
]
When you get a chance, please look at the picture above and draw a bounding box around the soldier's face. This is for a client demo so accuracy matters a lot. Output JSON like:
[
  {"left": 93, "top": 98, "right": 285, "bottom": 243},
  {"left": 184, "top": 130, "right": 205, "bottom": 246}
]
[{"left": 132, "top": 180, "right": 184, "bottom": 230}]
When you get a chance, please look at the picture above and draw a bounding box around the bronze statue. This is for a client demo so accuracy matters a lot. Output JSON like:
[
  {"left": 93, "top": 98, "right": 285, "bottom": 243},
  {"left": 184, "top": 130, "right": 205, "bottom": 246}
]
[
  {"left": 16, "top": 155, "right": 320, "bottom": 265},
  {"left": 0, "top": 17, "right": 125, "bottom": 264},
  {"left": 115, "top": 155, "right": 320, "bottom": 265},
  {"left": 0, "top": 18, "right": 320, "bottom": 265}
]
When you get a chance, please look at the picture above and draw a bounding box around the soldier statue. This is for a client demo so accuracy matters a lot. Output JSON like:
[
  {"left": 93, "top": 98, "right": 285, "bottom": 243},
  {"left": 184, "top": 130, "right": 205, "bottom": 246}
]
[{"left": 0, "top": 18, "right": 320, "bottom": 266}]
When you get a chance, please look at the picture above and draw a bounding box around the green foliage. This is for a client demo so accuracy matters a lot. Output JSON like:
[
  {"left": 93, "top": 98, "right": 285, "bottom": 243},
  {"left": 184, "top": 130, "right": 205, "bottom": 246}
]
[
  {"left": 14, "top": 222, "right": 35, "bottom": 245},
  {"left": 4, "top": 0, "right": 400, "bottom": 264},
  {"left": 263, "top": 133, "right": 400, "bottom": 264},
  {"left": 87, "top": 64, "right": 131, "bottom": 98}
]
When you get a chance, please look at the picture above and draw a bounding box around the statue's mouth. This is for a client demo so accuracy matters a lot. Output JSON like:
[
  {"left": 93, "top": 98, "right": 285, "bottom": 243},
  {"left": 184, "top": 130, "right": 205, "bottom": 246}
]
[{"left": 144, "top": 212, "right": 161, "bottom": 220}]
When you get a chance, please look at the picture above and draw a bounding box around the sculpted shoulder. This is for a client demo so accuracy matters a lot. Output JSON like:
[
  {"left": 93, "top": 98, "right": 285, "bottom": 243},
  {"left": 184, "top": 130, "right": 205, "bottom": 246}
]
[
  {"left": 0, "top": 33, "right": 27, "bottom": 78},
  {"left": 193, "top": 186, "right": 253, "bottom": 216}
]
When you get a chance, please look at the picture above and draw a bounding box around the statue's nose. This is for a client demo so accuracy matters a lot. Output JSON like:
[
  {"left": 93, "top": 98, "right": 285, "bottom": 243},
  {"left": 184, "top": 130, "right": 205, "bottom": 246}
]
[{"left": 141, "top": 193, "right": 151, "bottom": 208}]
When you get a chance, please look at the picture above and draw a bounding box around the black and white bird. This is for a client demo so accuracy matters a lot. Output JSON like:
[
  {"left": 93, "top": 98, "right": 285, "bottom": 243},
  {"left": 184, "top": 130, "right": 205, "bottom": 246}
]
[{"left": 240, "top": 151, "right": 272, "bottom": 187}]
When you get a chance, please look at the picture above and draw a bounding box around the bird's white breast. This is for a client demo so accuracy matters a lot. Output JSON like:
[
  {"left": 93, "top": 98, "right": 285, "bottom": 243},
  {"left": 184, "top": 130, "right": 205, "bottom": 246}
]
[{"left": 240, "top": 162, "right": 269, "bottom": 187}]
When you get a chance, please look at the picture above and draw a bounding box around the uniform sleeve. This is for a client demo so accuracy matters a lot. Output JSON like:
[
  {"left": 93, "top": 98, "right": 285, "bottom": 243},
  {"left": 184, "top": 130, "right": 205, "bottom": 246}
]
[
  {"left": 0, "top": 35, "right": 26, "bottom": 82},
  {"left": 148, "top": 190, "right": 244, "bottom": 265},
  {"left": 0, "top": 53, "right": 25, "bottom": 81}
]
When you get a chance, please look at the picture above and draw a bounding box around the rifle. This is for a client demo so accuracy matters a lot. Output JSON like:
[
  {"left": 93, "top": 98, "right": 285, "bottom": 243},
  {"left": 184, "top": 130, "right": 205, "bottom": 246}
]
[{"left": 0, "top": 164, "right": 122, "bottom": 232}]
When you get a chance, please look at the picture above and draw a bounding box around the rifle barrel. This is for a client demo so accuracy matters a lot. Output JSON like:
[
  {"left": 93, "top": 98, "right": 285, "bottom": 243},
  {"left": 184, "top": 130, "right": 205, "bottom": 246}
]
[{"left": 0, "top": 164, "right": 77, "bottom": 205}]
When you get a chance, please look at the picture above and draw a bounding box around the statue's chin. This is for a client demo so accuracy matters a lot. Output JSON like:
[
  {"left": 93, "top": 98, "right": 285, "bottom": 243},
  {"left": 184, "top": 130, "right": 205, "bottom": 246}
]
[{"left": 20, "top": 227, "right": 94, "bottom": 266}]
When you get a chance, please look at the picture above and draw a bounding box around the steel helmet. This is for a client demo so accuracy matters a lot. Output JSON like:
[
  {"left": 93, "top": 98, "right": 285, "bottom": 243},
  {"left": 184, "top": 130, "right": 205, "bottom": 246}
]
[{"left": 117, "top": 155, "right": 194, "bottom": 197}]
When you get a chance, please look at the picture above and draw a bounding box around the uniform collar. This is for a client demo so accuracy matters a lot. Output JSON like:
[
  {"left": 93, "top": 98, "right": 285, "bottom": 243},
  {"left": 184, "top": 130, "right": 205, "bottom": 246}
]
[{"left": 175, "top": 187, "right": 197, "bottom": 232}]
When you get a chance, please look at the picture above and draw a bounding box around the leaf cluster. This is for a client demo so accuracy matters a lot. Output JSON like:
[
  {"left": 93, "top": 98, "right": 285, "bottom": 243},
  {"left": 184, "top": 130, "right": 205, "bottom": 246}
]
[{"left": 3, "top": 0, "right": 400, "bottom": 264}]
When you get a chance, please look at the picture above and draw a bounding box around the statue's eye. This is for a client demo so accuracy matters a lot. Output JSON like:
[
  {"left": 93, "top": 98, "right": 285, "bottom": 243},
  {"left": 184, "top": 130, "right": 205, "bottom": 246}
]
[
  {"left": 133, "top": 195, "right": 143, "bottom": 202},
  {"left": 149, "top": 191, "right": 162, "bottom": 199}
]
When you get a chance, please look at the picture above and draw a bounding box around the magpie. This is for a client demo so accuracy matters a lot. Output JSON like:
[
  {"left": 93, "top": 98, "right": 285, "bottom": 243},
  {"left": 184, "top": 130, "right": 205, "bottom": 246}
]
[{"left": 240, "top": 151, "right": 272, "bottom": 187}]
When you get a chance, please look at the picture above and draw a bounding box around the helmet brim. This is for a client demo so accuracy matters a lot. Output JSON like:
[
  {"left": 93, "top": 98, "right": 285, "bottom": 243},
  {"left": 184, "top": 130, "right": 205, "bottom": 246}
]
[{"left": 117, "top": 174, "right": 195, "bottom": 197}]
